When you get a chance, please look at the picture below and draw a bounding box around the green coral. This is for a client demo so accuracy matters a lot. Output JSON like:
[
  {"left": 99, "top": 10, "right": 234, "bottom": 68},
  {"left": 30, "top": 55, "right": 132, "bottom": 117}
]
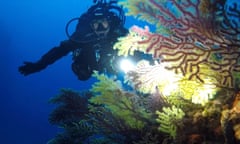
[
  {"left": 90, "top": 71, "right": 151, "bottom": 130},
  {"left": 165, "top": 94, "right": 201, "bottom": 111},
  {"left": 90, "top": 71, "right": 121, "bottom": 95},
  {"left": 156, "top": 105, "right": 185, "bottom": 139}
]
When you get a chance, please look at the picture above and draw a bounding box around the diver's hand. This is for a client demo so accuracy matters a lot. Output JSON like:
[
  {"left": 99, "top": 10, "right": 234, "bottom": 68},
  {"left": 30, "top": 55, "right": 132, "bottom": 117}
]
[{"left": 18, "top": 61, "right": 45, "bottom": 76}]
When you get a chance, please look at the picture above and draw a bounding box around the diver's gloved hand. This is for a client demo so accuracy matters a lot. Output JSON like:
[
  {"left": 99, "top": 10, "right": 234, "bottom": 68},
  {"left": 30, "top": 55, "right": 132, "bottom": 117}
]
[{"left": 18, "top": 61, "right": 46, "bottom": 76}]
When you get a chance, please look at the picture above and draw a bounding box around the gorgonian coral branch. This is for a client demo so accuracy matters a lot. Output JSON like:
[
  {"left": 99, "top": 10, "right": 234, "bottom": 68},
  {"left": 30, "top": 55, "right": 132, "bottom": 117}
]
[{"left": 116, "top": 0, "right": 240, "bottom": 87}]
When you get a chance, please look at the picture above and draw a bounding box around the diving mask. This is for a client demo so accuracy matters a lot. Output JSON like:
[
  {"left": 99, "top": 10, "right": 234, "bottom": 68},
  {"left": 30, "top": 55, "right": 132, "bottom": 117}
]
[{"left": 91, "top": 18, "right": 110, "bottom": 37}]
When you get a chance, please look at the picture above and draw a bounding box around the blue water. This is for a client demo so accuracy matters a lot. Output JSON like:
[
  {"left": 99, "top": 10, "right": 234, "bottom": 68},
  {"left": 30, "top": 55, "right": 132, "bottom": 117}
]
[
  {"left": 0, "top": 1, "right": 149, "bottom": 143},
  {"left": 6, "top": 0, "right": 239, "bottom": 143}
]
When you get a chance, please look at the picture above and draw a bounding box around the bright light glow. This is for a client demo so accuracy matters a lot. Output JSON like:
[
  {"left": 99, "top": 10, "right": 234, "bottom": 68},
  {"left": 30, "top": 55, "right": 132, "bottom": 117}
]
[
  {"left": 154, "top": 64, "right": 180, "bottom": 96},
  {"left": 127, "top": 60, "right": 218, "bottom": 105},
  {"left": 162, "top": 83, "right": 179, "bottom": 96},
  {"left": 192, "top": 84, "right": 216, "bottom": 105},
  {"left": 120, "top": 59, "right": 135, "bottom": 73},
  {"left": 130, "top": 60, "right": 181, "bottom": 95}
]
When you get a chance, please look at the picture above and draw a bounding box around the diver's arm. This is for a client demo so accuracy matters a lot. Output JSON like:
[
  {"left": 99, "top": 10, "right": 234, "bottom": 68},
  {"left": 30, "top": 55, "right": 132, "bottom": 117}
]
[
  {"left": 19, "top": 40, "right": 78, "bottom": 76},
  {"left": 39, "top": 40, "right": 77, "bottom": 65}
]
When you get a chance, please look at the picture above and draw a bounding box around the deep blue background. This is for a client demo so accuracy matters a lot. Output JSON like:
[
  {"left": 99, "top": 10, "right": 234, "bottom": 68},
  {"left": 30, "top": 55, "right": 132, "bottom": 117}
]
[
  {"left": 0, "top": 0, "right": 238, "bottom": 144},
  {"left": 0, "top": 0, "right": 146, "bottom": 143}
]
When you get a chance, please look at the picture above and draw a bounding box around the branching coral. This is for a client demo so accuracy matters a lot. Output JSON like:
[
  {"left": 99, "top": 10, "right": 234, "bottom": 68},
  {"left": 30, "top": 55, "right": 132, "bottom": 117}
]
[
  {"left": 116, "top": 0, "right": 240, "bottom": 88},
  {"left": 114, "top": 1, "right": 239, "bottom": 142},
  {"left": 48, "top": 88, "right": 91, "bottom": 126},
  {"left": 125, "top": 59, "right": 220, "bottom": 105},
  {"left": 156, "top": 105, "right": 185, "bottom": 139},
  {"left": 118, "top": 0, "right": 161, "bottom": 27},
  {"left": 47, "top": 1, "right": 240, "bottom": 143},
  {"left": 114, "top": 26, "right": 152, "bottom": 57},
  {"left": 48, "top": 89, "right": 94, "bottom": 144},
  {"left": 89, "top": 71, "right": 152, "bottom": 130}
]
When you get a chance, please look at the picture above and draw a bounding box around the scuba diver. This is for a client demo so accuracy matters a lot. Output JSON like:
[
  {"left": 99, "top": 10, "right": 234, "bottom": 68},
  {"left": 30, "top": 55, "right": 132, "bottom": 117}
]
[{"left": 19, "top": 0, "right": 151, "bottom": 80}]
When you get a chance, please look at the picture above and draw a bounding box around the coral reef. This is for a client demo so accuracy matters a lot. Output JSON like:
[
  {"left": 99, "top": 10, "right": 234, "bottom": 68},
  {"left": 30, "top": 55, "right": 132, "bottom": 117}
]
[
  {"left": 115, "top": 0, "right": 240, "bottom": 88},
  {"left": 47, "top": 73, "right": 165, "bottom": 144},
  {"left": 89, "top": 71, "right": 152, "bottom": 130},
  {"left": 47, "top": 0, "right": 240, "bottom": 144},
  {"left": 156, "top": 105, "right": 185, "bottom": 139},
  {"left": 48, "top": 89, "right": 90, "bottom": 126},
  {"left": 48, "top": 89, "right": 95, "bottom": 144},
  {"left": 47, "top": 74, "right": 240, "bottom": 143}
]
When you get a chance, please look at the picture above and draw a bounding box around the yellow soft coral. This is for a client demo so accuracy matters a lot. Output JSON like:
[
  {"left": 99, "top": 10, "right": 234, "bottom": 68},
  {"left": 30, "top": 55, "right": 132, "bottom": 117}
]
[
  {"left": 90, "top": 71, "right": 150, "bottom": 130},
  {"left": 156, "top": 105, "right": 185, "bottom": 139},
  {"left": 179, "top": 79, "right": 217, "bottom": 105},
  {"left": 118, "top": 0, "right": 161, "bottom": 25},
  {"left": 114, "top": 25, "right": 151, "bottom": 57}
]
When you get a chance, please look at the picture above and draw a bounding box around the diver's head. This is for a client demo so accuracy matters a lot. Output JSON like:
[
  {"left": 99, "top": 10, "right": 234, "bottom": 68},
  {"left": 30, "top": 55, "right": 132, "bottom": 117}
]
[
  {"left": 87, "top": 0, "right": 125, "bottom": 37},
  {"left": 90, "top": 13, "right": 110, "bottom": 37}
]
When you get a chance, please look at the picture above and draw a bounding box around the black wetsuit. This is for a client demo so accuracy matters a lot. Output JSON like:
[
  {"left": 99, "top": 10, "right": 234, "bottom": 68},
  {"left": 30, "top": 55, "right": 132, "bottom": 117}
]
[{"left": 18, "top": 12, "right": 128, "bottom": 80}]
